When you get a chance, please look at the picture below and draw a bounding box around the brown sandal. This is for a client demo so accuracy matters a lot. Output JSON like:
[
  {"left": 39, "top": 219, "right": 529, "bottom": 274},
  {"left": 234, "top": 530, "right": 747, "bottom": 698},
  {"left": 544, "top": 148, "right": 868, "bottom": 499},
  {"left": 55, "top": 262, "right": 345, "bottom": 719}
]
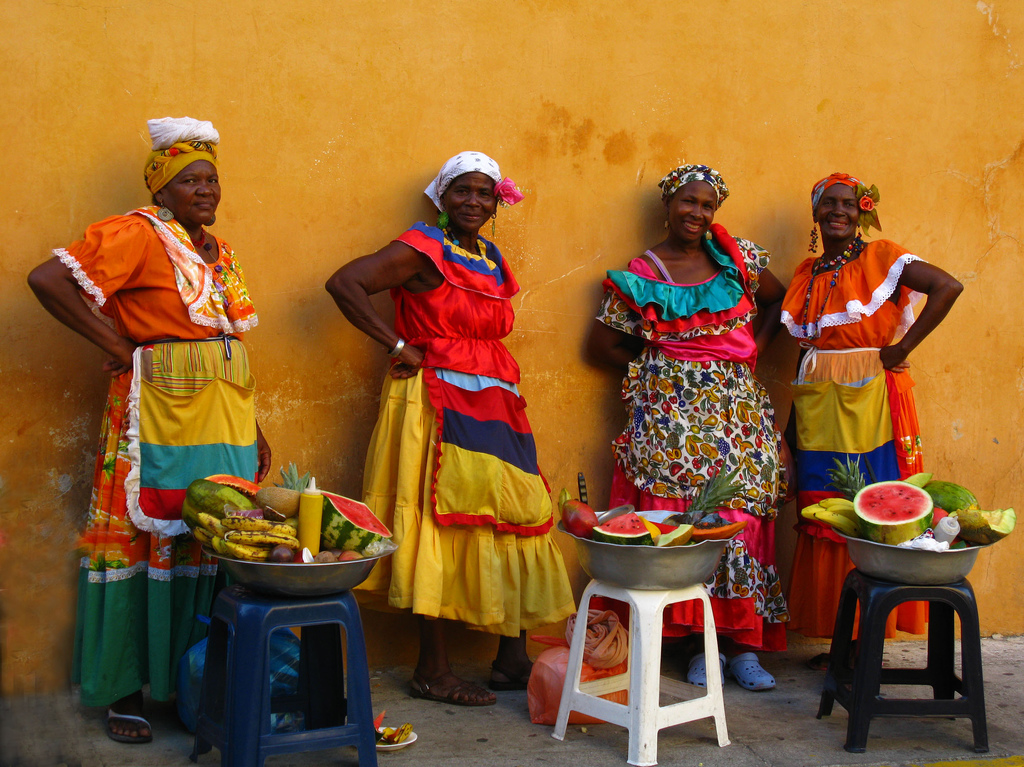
[
  {"left": 488, "top": 662, "right": 532, "bottom": 691},
  {"left": 409, "top": 671, "right": 496, "bottom": 707}
]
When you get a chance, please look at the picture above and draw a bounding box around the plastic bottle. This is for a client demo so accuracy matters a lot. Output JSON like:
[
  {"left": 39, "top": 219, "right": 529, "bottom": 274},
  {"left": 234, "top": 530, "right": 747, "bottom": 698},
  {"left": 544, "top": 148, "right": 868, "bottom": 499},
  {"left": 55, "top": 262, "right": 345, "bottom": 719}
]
[
  {"left": 933, "top": 516, "right": 961, "bottom": 545},
  {"left": 297, "top": 477, "right": 323, "bottom": 556}
]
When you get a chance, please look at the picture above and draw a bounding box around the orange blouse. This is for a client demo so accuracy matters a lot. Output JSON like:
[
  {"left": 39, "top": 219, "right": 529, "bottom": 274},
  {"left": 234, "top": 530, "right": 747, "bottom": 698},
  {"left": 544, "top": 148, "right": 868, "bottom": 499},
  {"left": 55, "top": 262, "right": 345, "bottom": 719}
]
[
  {"left": 781, "top": 239, "right": 923, "bottom": 350},
  {"left": 56, "top": 214, "right": 245, "bottom": 343}
]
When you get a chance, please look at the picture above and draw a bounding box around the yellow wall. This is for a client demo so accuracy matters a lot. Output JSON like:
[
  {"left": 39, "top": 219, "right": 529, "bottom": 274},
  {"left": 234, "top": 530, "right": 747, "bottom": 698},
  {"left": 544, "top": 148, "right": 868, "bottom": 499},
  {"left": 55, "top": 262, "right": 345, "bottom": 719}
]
[{"left": 2, "top": 0, "right": 1022, "bottom": 694}]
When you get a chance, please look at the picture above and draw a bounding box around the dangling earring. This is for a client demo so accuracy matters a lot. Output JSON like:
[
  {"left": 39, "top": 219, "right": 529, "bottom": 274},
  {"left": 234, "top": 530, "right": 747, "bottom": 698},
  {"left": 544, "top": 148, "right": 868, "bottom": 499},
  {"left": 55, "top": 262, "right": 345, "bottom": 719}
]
[
  {"left": 157, "top": 206, "right": 174, "bottom": 222},
  {"left": 491, "top": 211, "right": 497, "bottom": 237},
  {"left": 437, "top": 211, "right": 449, "bottom": 229},
  {"left": 663, "top": 220, "right": 669, "bottom": 229},
  {"left": 208, "top": 214, "right": 216, "bottom": 225},
  {"left": 808, "top": 223, "right": 819, "bottom": 253},
  {"left": 704, "top": 231, "right": 712, "bottom": 241}
]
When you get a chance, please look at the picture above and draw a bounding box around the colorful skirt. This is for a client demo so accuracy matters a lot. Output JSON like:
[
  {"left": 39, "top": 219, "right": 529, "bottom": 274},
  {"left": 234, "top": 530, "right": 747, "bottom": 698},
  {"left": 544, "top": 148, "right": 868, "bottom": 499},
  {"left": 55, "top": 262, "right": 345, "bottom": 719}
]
[
  {"left": 788, "top": 348, "right": 926, "bottom": 637},
  {"left": 73, "top": 338, "right": 256, "bottom": 706},
  {"left": 356, "top": 370, "right": 575, "bottom": 636}
]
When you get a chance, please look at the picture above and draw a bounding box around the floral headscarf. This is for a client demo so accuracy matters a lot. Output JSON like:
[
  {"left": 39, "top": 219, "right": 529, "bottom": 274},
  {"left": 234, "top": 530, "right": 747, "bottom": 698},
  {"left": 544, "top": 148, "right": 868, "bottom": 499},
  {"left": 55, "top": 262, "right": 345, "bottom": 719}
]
[
  {"left": 658, "top": 164, "right": 729, "bottom": 205},
  {"left": 811, "top": 172, "right": 882, "bottom": 232},
  {"left": 144, "top": 117, "right": 219, "bottom": 194},
  {"left": 424, "top": 151, "right": 524, "bottom": 211}
]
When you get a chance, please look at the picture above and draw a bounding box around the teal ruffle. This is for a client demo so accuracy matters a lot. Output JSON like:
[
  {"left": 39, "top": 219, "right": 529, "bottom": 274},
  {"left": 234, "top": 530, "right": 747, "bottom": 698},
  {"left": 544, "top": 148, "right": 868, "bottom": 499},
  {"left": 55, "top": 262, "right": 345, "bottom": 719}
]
[{"left": 607, "top": 238, "right": 745, "bottom": 320}]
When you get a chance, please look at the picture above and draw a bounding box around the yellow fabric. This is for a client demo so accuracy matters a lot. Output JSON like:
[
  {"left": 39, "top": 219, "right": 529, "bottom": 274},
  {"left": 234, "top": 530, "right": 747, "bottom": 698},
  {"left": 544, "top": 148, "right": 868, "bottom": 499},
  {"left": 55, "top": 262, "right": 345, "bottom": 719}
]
[
  {"left": 357, "top": 373, "right": 575, "bottom": 636},
  {"left": 434, "top": 444, "right": 553, "bottom": 528},
  {"left": 144, "top": 141, "right": 218, "bottom": 193},
  {"left": 138, "top": 377, "right": 255, "bottom": 447},
  {"left": 794, "top": 370, "right": 893, "bottom": 454}
]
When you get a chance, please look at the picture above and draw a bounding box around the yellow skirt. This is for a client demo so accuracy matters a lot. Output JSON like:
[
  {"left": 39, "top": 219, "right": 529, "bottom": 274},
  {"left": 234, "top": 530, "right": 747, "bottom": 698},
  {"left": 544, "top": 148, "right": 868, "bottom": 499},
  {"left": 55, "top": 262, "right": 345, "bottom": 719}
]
[{"left": 356, "top": 371, "right": 575, "bottom": 637}]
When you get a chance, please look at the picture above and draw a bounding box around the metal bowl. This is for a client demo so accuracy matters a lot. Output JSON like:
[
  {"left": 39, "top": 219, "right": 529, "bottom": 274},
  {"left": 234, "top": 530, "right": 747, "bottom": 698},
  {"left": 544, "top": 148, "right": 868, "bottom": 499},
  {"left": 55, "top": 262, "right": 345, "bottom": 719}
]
[
  {"left": 209, "top": 550, "right": 390, "bottom": 597},
  {"left": 558, "top": 511, "right": 730, "bottom": 590},
  {"left": 836, "top": 532, "right": 990, "bottom": 585}
]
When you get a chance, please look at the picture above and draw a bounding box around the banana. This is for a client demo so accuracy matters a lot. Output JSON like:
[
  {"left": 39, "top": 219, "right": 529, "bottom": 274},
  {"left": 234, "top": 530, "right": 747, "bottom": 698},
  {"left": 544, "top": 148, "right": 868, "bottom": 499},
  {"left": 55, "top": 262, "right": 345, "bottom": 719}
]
[
  {"left": 224, "top": 530, "right": 302, "bottom": 550},
  {"left": 192, "top": 526, "right": 214, "bottom": 546},
  {"left": 820, "top": 497, "right": 856, "bottom": 512},
  {"left": 196, "top": 512, "right": 227, "bottom": 536},
  {"left": 220, "top": 516, "right": 298, "bottom": 538},
  {"left": 211, "top": 535, "right": 271, "bottom": 561},
  {"left": 800, "top": 504, "right": 825, "bottom": 520},
  {"left": 814, "top": 510, "right": 860, "bottom": 537},
  {"left": 819, "top": 499, "right": 858, "bottom": 521}
]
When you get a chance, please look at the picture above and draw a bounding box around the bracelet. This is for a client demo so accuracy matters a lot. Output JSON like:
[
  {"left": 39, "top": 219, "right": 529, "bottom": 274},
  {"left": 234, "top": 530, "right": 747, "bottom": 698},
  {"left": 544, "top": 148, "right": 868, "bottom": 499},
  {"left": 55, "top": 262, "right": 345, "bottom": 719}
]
[{"left": 388, "top": 338, "right": 406, "bottom": 358}]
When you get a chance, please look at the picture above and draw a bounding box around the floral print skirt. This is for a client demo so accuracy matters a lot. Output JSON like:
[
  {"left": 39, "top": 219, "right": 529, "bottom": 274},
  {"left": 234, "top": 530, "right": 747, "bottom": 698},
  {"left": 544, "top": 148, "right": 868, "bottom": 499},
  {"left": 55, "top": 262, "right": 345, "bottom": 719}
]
[{"left": 608, "top": 349, "right": 789, "bottom": 651}]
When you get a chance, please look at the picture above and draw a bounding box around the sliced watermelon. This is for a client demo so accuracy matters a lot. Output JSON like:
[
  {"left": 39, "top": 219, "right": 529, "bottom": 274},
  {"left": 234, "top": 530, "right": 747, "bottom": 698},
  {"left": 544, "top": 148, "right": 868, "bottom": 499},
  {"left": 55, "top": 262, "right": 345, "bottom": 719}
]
[
  {"left": 321, "top": 491, "right": 393, "bottom": 552},
  {"left": 591, "top": 512, "right": 654, "bottom": 545},
  {"left": 853, "top": 480, "right": 933, "bottom": 545}
]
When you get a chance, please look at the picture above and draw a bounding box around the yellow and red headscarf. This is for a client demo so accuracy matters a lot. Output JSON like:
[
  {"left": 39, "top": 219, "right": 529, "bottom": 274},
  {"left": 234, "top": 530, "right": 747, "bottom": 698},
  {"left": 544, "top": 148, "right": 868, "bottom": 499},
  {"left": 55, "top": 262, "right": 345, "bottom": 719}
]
[{"left": 143, "top": 117, "right": 219, "bottom": 194}]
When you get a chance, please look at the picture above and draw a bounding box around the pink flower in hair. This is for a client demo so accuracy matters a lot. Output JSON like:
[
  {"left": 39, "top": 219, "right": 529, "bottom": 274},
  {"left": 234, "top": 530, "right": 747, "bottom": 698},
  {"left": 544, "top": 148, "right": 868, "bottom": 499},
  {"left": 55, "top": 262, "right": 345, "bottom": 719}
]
[{"left": 494, "top": 177, "right": 525, "bottom": 206}]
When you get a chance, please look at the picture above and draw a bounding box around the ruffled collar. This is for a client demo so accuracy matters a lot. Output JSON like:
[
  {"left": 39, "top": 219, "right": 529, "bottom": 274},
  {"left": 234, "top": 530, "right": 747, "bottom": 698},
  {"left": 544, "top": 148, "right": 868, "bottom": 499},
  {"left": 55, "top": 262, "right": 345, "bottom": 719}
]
[{"left": 606, "top": 235, "right": 745, "bottom": 320}]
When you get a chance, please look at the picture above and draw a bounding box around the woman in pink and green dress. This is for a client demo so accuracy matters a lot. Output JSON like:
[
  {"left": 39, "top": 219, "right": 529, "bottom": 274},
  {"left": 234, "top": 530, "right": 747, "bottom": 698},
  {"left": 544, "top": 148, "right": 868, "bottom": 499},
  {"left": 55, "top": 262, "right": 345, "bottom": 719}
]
[
  {"left": 587, "top": 163, "right": 791, "bottom": 691},
  {"left": 28, "top": 117, "right": 271, "bottom": 743}
]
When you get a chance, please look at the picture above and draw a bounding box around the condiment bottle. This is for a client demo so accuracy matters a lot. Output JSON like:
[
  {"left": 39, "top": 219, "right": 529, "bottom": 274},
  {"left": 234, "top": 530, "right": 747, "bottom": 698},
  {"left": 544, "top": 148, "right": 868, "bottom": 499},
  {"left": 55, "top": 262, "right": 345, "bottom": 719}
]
[
  {"left": 933, "top": 516, "right": 960, "bottom": 545},
  {"left": 297, "top": 476, "right": 323, "bottom": 556}
]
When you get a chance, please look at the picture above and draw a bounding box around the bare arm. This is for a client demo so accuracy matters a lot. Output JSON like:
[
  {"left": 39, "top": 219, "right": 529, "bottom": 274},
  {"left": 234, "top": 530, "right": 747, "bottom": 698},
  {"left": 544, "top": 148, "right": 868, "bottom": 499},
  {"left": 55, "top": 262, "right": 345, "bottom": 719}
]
[
  {"left": 586, "top": 320, "right": 643, "bottom": 371},
  {"left": 879, "top": 261, "right": 963, "bottom": 371},
  {"left": 27, "top": 257, "right": 137, "bottom": 376},
  {"left": 753, "top": 267, "right": 786, "bottom": 356},
  {"left": 325, "top": 241, "right": 439, "bottom": 379}
]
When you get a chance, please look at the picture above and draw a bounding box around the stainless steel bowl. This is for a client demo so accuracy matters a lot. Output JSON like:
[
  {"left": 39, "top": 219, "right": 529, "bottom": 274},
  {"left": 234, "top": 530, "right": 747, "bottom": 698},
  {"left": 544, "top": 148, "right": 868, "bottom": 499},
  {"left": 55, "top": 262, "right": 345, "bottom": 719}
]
[
  {"left": 559, "top": 513, "right": 729, "bottom": 590},
  {"left": 209, "top": 550, "right": 390, "bottom": 597},
  {"left": 837, "top": 532, "right": 990, "bottom": 585}
]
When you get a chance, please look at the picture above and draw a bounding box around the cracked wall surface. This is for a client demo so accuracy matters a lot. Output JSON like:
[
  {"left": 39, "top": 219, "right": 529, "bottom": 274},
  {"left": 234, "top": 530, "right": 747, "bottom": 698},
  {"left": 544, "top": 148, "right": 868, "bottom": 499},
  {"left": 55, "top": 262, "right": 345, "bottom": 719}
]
[{"left": 2, "top": 0, "right": 1023, "bottom": 694}]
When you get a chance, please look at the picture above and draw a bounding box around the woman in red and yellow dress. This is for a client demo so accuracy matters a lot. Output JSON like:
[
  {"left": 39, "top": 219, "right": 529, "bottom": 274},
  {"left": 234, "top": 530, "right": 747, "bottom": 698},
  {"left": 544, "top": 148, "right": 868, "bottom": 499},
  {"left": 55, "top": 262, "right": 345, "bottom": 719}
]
[
  {"left": 781, "top": 173, "right": 962, "bottom": 666},
  {"left": 28, "top": 117, "right": 270, "bottom": 742},
  {"left": 326, "top": 151, "right": 574, "bottom": 707}
]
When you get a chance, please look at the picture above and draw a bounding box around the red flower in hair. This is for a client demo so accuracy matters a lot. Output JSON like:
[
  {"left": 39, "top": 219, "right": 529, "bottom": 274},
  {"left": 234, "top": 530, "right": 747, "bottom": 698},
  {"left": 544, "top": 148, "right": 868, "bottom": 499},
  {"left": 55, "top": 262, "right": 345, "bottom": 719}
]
[{"left": 859, "top": 196, "right": 875, "bottom": 212}]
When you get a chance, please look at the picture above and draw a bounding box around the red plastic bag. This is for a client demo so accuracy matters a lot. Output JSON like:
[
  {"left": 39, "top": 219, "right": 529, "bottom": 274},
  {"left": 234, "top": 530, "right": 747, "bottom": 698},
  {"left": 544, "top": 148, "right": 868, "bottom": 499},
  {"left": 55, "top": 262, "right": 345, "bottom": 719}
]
[{"left": 527, "top": 646, "right": 629, "bottom": 725}]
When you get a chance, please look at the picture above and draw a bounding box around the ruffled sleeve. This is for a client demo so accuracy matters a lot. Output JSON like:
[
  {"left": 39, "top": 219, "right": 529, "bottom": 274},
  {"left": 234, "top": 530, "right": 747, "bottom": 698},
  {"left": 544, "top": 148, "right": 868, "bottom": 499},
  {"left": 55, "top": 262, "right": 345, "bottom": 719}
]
[{"left": 53, "top": 215, "right": 161, "bottom": 306}]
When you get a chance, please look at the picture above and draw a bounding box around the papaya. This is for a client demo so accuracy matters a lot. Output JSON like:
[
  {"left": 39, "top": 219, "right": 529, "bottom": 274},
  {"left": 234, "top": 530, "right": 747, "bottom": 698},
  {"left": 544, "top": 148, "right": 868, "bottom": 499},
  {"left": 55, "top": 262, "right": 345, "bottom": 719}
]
[
  {"left": 182, "top": 478, "right": 259, "bottom": 531},
  {"left": 204, "top": 474, "right": 261, "bottom": 499},
  {"left": 690, "top": 519, "right": 748, "bottom": 541},
  {"left": 952, "top": 508, "right": 1015, "bottom": 545}
]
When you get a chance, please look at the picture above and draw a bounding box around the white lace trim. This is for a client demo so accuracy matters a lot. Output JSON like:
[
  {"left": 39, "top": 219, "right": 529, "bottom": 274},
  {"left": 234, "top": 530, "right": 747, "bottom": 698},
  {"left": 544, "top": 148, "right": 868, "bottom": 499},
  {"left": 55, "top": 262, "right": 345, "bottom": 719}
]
[
  {"left": 123, "top": 346, "right": 191, "bottom": 537},
  {"left": 134, "top": 210, "right": 259, "bottom": 335},
  {"left": 781, "top": 254, "right": 924, "bottom": 340},
  {"left": 81, "top": 557, "right": 217, "bottom": 583}
]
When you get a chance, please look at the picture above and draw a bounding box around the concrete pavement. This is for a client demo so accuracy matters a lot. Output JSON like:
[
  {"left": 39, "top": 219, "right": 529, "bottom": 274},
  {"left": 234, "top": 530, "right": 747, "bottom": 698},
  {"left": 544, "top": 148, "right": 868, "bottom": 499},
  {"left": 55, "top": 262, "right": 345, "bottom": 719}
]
[{"left": 3, "top": 633, "right": 1023, "bottom": 767}]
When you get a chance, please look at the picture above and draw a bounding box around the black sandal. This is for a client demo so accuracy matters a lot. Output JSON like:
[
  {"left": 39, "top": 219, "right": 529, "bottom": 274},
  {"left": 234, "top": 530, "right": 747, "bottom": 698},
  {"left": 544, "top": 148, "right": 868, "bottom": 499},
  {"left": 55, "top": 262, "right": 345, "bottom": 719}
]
[{"left": 488, "top": 661, "right": 532, "bottom": 691}]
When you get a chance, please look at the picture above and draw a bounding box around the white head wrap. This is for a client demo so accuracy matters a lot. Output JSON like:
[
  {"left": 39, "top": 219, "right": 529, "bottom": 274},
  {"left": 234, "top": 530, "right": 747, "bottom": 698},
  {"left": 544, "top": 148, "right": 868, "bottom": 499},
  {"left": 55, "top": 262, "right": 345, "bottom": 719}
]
[
  {"left": 424, "top": 151, "right": 502, "bottom": 211},
  {"left": 147, "top": 116, "right": 220, "bottom": 151}
]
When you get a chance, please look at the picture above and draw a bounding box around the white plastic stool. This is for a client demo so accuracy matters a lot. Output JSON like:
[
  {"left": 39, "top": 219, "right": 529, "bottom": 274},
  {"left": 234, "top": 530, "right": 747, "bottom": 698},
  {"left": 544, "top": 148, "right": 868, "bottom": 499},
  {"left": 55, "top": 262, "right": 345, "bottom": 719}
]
[{"left": 552, "top": 579, "right": 730, "bottom": 766}]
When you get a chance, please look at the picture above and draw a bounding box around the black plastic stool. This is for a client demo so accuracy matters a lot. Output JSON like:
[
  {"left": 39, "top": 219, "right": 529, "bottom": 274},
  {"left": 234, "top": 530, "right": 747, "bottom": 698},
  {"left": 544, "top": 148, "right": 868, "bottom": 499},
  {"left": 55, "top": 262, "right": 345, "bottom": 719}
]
[{"left": 817, "top": 569, "right": 987, "bottom": 753}]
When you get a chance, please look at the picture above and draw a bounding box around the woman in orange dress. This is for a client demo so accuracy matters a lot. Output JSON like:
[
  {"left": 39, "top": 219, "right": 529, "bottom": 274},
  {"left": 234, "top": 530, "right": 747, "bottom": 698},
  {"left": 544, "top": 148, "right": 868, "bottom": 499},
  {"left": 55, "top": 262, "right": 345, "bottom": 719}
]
[
  {"left": 28, "top": 117, "right": 270, "bottom": 743},
  {"left": 781, "top": 173, "right": 962, "bottom": 666}
]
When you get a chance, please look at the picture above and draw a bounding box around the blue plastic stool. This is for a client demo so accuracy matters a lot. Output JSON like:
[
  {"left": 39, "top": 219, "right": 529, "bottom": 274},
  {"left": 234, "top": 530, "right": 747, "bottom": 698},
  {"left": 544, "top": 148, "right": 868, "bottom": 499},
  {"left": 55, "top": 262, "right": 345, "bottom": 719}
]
[
  {"left": 190, "top": 584, "right": 378, "bottom": 767},
  {"left": 817, "top": 569, "right": 987, "bottom": 754}
]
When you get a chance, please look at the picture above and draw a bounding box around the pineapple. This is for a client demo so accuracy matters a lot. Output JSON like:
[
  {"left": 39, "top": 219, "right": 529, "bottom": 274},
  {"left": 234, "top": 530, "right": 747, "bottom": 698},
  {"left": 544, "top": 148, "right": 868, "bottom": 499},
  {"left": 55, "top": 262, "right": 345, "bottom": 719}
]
[
  {"left": 666, "top": 465, "right": 743, "bottom": 527},
  {"left": 826, "top": 456, "right": 868, "bottom": 500},
  {"left": 276, "top": 462, "right": 311, "bottom": 492}
]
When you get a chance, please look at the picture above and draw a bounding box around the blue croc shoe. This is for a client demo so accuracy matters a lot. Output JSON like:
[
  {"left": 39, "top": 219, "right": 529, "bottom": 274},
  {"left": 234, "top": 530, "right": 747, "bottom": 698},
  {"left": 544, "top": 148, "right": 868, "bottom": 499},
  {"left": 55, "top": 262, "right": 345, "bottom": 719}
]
[
  {"left": 686, "top": 652, "right": 726, "bottom": 687},
  {"left": 726, "top": 652, "right": 775, "bottom": 691}
]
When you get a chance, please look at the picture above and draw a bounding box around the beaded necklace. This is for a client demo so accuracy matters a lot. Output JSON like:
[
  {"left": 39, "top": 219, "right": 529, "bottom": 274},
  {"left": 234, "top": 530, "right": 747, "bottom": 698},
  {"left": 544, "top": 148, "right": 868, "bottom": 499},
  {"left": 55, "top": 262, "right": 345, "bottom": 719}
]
[{"left": 799, "top": 234, "right": 865, "bottom": 339}]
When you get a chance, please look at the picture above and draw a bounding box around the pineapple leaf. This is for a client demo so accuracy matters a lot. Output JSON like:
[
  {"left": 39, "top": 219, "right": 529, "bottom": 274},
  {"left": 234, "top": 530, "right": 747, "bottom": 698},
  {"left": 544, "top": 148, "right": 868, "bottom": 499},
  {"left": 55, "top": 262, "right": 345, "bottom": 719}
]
[
  {"left": 826, "top": 456, "right": 867, "bottom": 500},
  {"left": 275, "top": 462, "right": 311, "bottom": 491}
]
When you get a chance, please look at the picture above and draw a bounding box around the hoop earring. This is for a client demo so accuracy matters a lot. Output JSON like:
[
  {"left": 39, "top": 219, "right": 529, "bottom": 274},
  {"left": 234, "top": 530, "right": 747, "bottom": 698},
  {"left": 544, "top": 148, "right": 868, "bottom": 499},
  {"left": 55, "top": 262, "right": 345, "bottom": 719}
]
[
  {"left": 808, "top": 223, "right": 819, "bottom": 253},
  {"left": 157, "top": 206, "right": 174, "bottom": 222},
  {"left": 437, "top": 211, "right": 449, "bottom": 229}
]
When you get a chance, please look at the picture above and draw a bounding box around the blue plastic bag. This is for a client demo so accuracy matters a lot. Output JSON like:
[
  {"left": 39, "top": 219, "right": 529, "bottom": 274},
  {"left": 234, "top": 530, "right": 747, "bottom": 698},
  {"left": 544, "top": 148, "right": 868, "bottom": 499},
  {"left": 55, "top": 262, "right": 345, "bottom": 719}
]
[{"left": 177, "top": 625, "right": 303, "bottom": 733}]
